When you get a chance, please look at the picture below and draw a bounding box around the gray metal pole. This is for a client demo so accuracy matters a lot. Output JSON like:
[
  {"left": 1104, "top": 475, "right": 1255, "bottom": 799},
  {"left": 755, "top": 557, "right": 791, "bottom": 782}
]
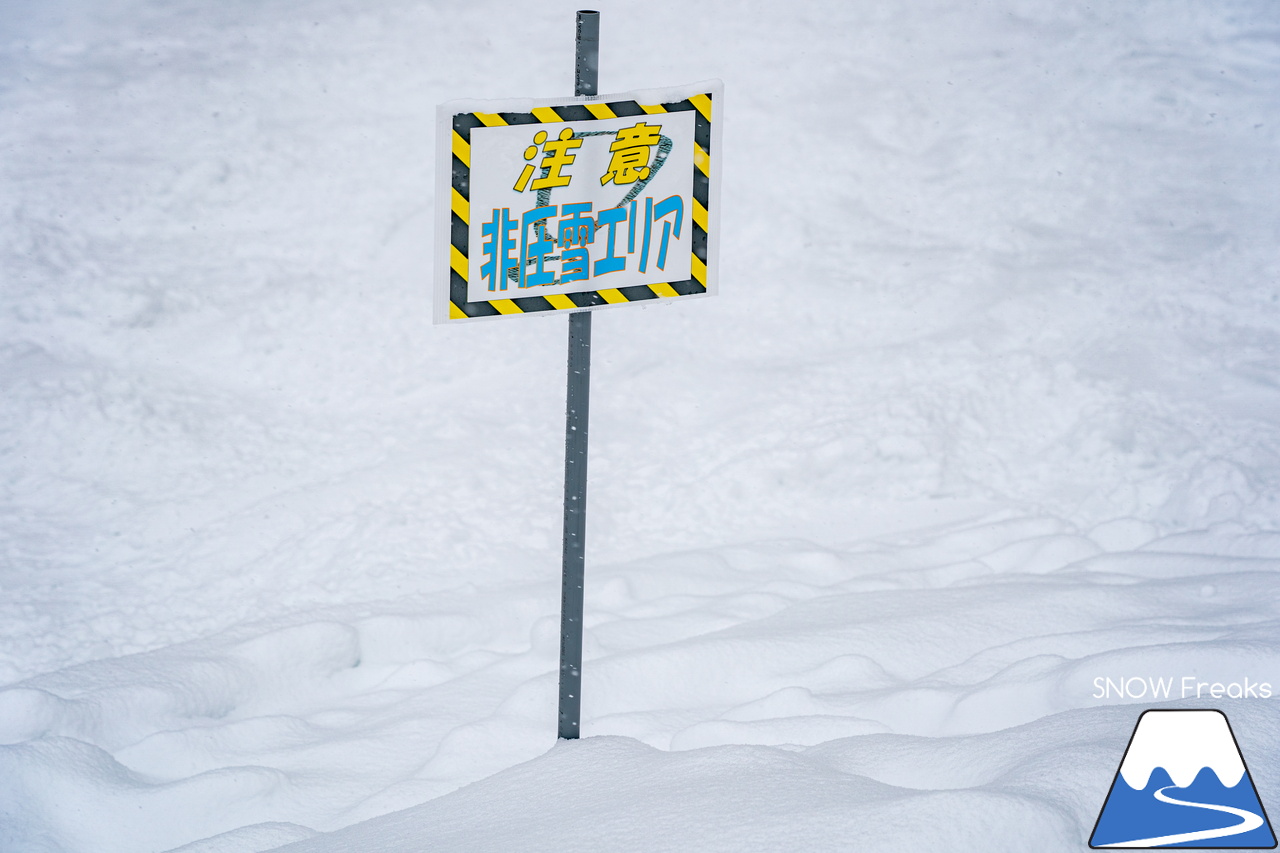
[
  {"left": 558, "top": 9, "right": 598, "bottom": 741},
  {"left": 574, "top": 10, "right": 599, "bottom": 97}
]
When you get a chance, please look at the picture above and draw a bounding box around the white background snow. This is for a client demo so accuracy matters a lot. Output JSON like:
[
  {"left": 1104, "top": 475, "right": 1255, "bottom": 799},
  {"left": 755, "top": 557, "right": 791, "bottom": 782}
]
[{"left": 1, "top": 0, "right": 1278, "bottom": 851}]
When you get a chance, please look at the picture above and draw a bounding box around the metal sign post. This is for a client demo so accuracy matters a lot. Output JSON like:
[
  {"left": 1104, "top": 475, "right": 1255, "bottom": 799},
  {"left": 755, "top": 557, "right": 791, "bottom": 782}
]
[
  {"left": 558, "top": 8, "right": 598, "bottom": 742},
  {"left": 433, "top": 10, "right": 720, "bottom": 740},
  {"left": 558, "top": 305, "right": 590, "bottom": 738}
]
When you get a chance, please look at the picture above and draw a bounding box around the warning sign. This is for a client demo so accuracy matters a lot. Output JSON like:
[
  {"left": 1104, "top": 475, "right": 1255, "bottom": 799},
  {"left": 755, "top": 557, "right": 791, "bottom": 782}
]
[{"left": 435, "top": 80, "right": 721, "bottom": 322}]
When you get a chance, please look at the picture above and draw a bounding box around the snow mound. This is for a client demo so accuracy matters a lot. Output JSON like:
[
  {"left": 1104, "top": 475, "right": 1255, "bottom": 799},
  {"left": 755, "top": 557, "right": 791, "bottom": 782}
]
[
  {"left": 268, "top": 705, "right": 1279, "bottom": 853},
  {"left": 1, "top": 0, "right": 1278, "bottom": 850}
]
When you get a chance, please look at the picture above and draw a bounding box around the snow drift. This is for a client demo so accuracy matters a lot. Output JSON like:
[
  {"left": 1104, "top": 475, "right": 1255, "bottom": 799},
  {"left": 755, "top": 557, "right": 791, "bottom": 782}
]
[{"left": 1, "top": 0, "right": 1278, "bottom": 851}]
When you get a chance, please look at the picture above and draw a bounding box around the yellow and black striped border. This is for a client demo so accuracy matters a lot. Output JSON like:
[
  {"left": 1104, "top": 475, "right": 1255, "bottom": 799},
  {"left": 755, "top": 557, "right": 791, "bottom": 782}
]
[{"left": 445, "top": 92, "right": 713, "bottom": 320}]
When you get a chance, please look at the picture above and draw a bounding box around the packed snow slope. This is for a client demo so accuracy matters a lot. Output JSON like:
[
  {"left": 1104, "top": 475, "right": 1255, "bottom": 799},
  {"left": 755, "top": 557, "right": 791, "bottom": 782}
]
[{"left": 1, "top": 0, "right": 1279, "bottom": 851}]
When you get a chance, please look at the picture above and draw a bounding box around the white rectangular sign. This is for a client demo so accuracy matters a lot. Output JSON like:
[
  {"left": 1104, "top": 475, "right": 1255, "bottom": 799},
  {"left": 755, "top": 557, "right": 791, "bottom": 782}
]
[{"left": 435, "top": 80, "right": 721, "bottom": 322}]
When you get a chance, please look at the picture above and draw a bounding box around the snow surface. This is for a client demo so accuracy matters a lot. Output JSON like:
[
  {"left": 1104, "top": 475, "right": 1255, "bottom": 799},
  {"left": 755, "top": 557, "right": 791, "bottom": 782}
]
[{"left": 1, "top": 0, "right": 1279, "bottom": 851}]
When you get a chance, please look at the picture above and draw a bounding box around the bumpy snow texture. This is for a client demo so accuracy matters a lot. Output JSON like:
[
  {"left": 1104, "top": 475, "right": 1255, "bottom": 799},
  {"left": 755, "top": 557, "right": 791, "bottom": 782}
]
[{"left": 1, "top": 1, "right": 1278, "bottom": 851}]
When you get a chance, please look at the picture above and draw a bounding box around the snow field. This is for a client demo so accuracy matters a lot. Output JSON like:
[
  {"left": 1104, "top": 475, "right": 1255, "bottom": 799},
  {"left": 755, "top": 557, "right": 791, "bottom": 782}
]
[
  {"left": 270, "top": 703, "right": 1280, "bottom": 853},
  {"left": 3, "top": 515, "right": 1279, "bottom": 850},
  {"left": 1, "top": 0, "right": 1278, "bottom": 850}
]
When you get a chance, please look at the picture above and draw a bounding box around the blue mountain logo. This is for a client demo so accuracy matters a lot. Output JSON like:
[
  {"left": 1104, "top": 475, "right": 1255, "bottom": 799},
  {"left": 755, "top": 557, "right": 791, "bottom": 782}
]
[{"left": 1091, "top": 709, "right": 1276, "bottom": 848}]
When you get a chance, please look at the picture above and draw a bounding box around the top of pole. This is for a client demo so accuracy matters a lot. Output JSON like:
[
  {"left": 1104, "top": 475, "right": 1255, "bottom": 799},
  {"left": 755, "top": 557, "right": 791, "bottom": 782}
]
[{"left": 575, "top": 10, "right": 599, "bottom": 97}]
